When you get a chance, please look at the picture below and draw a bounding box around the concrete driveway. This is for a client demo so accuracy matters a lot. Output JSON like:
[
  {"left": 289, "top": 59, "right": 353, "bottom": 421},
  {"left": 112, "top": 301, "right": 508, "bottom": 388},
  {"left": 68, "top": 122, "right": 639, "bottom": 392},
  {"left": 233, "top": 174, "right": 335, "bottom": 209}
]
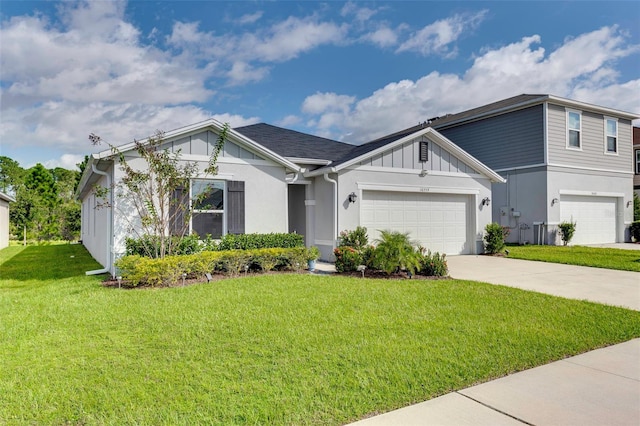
[{"left": 446, "top": 255, "right": 640, "bottom": 311}]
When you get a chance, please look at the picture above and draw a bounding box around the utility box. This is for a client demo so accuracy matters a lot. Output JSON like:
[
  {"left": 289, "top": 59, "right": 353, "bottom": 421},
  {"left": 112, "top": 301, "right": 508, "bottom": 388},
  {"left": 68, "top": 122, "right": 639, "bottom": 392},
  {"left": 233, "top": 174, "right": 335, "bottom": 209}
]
[
  {"left": 499, "top": 206, "right": 509, "bottom": 227},
  {"left": 512, "top": 211, "right": 521, "bottom": 217}
]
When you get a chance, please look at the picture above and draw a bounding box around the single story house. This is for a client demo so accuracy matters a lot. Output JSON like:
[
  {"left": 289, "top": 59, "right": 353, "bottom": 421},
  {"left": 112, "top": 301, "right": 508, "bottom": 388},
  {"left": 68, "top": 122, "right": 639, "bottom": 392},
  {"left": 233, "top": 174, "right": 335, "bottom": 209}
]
[
  {"left": 77, "top": 120, "right": 504, "bottom": 275},
  {"left": 0, "top": 192, "right": 15, "bottom": 249}
]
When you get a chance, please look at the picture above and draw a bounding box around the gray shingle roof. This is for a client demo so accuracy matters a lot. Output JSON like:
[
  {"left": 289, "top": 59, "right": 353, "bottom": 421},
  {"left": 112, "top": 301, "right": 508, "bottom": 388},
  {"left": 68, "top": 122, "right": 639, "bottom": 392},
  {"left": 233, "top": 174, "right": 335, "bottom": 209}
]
[
  {"left": 234, "top": 95, "right": 552, "bottom": 169},
  {"left": 429, "top": 94, "right": 547, "bottom": 128},
  {"left": 234, "top": 123, "right": 354, "bottom": 162}
]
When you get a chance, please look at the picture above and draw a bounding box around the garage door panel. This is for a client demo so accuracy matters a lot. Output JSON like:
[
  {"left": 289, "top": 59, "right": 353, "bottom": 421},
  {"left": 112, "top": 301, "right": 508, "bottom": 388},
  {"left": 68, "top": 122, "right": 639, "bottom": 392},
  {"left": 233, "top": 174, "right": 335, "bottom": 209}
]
[
  {"left": 560, "top": 195, "right": 616, "bottom": 244},
  {"left": 361, "top": 190, "right": 470, "bottom": 255}
]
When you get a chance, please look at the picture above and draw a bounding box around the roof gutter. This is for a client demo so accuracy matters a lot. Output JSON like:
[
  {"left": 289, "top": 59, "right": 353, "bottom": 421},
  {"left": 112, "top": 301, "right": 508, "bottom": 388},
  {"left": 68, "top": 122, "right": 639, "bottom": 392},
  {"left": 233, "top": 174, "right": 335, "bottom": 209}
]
[
  {"left": 85, "top": 163, "right": 113, "bottom": 277},
  {"left": 304, "top": 166, "right": 338, "bottom": 178}
]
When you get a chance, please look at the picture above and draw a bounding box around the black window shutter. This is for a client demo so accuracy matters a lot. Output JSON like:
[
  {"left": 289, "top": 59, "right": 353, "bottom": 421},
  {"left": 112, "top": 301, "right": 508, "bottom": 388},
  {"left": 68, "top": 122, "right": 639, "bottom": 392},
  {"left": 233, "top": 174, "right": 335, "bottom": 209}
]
[
  {"left": 170, "top": 186, "right": 186, "bottom": 235},
  {"left": 227, "top": 181, "right": 245, "bottom": 235}
]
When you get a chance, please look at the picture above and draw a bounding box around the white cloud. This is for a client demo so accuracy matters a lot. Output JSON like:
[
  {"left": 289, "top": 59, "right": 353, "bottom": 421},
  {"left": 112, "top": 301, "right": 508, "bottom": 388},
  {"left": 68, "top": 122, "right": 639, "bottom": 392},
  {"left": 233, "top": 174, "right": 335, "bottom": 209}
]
[
  {"left": 211, "top": 113, "right": 260, "bottom": 128},
  {"left": 168, "top": 15, "right": 348, "bottom": 68},
  {"left": 341, "top": 2, "right": 379, "bottom": 22},
  {"left": 237, "top": 11, "right": 264, "bottom": 25},
  {"left": 302, "top": 92, "right": 356, "bottom": 115},
  {"left": 276, "top": 115, "right": 302, "bottom": 127},
  {"left": 303, "top": 26, "right": 640, "bottom": 143},
  {"left": 362, "top": 26, "right": 398, "bottom": 48},
  {"left": 43, "top": 154, "right": 86, "bottom": 171},
  {"left": 397, "top": 10, "right": 488, "bottom": 58},
  {"left": 227, "top": 62, "right": 270, "bottom": 85},
  {"left": 0, "top": 2, "right": 213, "bottom": 106}
]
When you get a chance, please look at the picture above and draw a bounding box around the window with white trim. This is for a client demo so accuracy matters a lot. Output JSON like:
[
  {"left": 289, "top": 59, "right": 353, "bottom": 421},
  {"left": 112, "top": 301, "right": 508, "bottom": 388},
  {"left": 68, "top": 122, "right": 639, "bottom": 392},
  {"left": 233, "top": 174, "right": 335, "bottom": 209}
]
[
  {"left": 636, "top": 149, "right": 640, "bottom": 175},
  {"left": 605, "top": 118, "right": 617, "bottom": 154},
  {"left": 191, "top": 179, "right": 225, "bottom": 238},
  {"left": 567, "top": 110, "right": 581, "bottom": 149}
]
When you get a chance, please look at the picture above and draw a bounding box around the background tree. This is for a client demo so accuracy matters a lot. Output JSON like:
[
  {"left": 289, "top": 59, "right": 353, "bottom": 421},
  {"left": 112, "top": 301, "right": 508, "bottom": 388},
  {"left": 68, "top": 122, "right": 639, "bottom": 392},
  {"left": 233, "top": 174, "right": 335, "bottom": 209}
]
[
  {"left": 0, "top": 156, "right": 25, "bottom": 194},
  {"left": 4, "top": 158, "right": 82, "bottom": 243},
  {"left": 90, "top": 124, "right": 229, "bottom": 258}
]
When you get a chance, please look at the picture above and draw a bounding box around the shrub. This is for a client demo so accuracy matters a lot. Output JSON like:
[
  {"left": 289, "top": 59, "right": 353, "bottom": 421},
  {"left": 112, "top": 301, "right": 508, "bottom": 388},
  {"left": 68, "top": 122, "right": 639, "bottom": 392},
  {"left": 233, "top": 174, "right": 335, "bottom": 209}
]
[
  {"left": 629, "top": 221, "right": 640, "bottom": 243},
  {"left": 114, "top": 247, "right": 314, "bottom": 287},
  {"left": 634, "top": 193, "right": 640, "bottom": 222},
  {"left": 333, "top": 246, "right": 363, "bottom": 273},
  {"left": 338, "top": 226, "right": 368, "bottom": 250},
  {"left": 217, "top": 233, "right": 304, "bottom": 250},
  {"left": 418, "top": 249, "right": 448, "bottom": 277},
  {"left": 371, "top": 230, "right": 422, "bottom": 275},
  {"left": 115, "top": 254, "right": 188, "bottom": 287},
  {"left": 125, "top": 234, "right": 203, "bottom": 257},
  {"left": 218, "top": 250, "right": 253, "bottom": 276},
  {"left": 558, "top": 220, "right": 577, "bottom": 246},
  {"left": 484, "top": 222, "right": 509, "bottom": 254},
  {"left": 250, "top": 248, "right": 280, "bottom": 272}
]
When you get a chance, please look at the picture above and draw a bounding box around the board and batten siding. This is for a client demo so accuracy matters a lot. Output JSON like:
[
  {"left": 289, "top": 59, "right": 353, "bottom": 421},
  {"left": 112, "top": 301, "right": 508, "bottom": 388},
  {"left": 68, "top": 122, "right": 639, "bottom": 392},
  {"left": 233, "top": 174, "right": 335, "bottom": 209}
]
[
  {"left": 357, "top": 138, "right": 479, "bottom": 175},
  {"left": 163, "top": 130, "right": 260, "bottom": 160},
  {"left": 437, "top": 105, "right": 544, "bottom": 171},
  {"left": 547, "top": 103, "right": 633, "bottom": 172}
]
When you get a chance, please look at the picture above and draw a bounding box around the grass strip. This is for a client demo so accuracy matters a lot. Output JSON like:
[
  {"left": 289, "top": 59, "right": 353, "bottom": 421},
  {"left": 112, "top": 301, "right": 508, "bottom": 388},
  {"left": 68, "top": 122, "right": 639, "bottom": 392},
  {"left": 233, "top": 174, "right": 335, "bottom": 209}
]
[{"left": 505, "top": 244, "right": 640, "bottom": 272}]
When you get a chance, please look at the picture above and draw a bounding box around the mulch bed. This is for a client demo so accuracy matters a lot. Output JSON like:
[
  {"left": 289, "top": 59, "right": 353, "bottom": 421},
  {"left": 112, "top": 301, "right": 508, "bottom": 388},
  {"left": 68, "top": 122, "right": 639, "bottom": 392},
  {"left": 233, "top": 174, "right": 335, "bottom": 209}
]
[{"left": 102, "top": 269, "right": 449, "bottom": 289}]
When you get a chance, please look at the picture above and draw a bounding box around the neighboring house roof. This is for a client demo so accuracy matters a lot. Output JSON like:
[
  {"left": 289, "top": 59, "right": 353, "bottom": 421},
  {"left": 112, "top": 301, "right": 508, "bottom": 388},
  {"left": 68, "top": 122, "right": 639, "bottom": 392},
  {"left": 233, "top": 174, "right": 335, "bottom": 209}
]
[
  {"left": 234, "top": 123, "right": 354, "bottom": 163},
  {"left": 430, "top": 94, "right": 639, "bottom": 129},
  {"left": 0, "top": 192, "right": 16, "bottom": 203}
]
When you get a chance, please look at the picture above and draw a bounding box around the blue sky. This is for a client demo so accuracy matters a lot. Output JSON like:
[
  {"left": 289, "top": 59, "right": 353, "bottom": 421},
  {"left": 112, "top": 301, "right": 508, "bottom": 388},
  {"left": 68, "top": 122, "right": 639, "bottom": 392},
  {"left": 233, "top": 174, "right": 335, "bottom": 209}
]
[{"left": 1, "top": 0, "right": 639, "bottom": 170}]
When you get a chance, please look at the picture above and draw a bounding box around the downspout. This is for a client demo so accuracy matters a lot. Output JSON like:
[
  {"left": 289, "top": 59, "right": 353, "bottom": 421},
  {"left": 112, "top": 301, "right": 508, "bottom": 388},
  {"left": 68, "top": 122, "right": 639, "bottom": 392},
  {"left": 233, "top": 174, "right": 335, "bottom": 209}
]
[
  {"left": 86, "top": 163, "right": 112, "bottom": 276},
  {"left": 323, "top": 173, "right": 338, "bottom": 248}
]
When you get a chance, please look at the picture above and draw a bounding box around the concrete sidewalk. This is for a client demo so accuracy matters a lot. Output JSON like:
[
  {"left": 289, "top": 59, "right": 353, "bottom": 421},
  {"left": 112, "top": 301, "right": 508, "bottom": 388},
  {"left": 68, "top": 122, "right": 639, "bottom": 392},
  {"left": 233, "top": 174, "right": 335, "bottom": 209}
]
[
  {"left": 446, "top": 255, "right": 640, "bottom": 310},
  {"left": 349, "top": 339, "right": 640, "bottom": 426}
]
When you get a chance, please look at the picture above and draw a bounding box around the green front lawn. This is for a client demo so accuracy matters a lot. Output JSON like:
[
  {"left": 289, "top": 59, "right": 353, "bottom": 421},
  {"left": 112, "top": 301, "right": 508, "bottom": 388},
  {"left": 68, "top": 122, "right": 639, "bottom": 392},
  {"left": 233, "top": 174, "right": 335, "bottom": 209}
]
[
  {"left": 1, "top": 245, "right": 639, "bottom": 425},
  {"left": 506, "top": 245, "right": 640, "bottom": 272}
]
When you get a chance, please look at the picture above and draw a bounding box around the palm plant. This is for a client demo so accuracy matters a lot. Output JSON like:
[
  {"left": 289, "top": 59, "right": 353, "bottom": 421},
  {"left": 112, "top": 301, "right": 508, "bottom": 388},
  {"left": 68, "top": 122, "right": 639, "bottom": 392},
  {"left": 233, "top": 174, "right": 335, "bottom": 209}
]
[{"left": 371, "top": 230, "right": 422, "bottom": 275}]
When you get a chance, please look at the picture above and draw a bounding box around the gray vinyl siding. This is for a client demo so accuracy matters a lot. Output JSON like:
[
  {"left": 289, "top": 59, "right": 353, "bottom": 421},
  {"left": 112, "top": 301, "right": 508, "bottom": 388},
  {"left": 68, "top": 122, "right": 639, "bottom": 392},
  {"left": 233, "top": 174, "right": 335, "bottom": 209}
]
[
  {"left": 162, "top": 130, "right": 259, "bottom": 160},
  {"left": 547, "top": 103, "right": 633, "bottom": 171},
  {"left": 436, "top": 105, "right": 544, "bottom": 170},
  {"left": 358, "top": 138, "right": 479, "bottom": 174}
]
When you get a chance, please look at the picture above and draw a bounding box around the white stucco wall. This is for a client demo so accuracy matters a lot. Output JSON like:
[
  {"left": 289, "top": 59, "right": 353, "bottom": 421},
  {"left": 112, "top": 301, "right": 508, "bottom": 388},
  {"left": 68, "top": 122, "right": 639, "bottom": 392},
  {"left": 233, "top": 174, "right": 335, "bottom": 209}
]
[
  {"left": 109, "top": 156, "right": 290, "bottom": 259},
  {"left": 80, "top": 171, "right": 112, "bottom": 269},
  {"left": 0, "top": 198, "right": 10, "bottom": 249}
]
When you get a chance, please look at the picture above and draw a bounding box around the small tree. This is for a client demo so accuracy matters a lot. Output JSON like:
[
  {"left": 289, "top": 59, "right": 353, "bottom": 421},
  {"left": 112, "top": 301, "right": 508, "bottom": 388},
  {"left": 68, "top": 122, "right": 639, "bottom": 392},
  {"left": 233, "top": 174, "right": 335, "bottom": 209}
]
[
  {"left": 558, "top": 220, "right": 576, "bottom": 246},
  {"left": 89, "top": 124, "right": 229, "bottom": 258},
  {"left": 483, "top": 222, "right": 509, "bottom": 254}
]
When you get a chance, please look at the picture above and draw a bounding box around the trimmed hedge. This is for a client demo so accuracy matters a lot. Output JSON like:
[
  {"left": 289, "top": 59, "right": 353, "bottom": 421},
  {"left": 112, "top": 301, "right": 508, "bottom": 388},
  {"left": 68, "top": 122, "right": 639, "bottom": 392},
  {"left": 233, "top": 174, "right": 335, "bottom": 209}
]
[
  {"left": 217, "top": 233, "right": 304, "bottom": 250},
  {"left": 125, "top": 233, "right": 305, "bottom": 258},
  {"left": 115, "top": 247, "right": 309, "bottom": 287}
]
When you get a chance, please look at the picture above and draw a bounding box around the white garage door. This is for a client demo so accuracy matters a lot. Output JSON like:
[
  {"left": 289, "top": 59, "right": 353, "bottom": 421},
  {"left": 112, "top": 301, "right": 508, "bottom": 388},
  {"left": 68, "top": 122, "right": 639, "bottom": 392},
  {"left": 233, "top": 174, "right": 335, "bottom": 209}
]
[
  {"left": 560, "top": 195, "right": 617, "bottom": 244},
  {"left": 361, "top": 191, "right": 470, "bottom": 255}
]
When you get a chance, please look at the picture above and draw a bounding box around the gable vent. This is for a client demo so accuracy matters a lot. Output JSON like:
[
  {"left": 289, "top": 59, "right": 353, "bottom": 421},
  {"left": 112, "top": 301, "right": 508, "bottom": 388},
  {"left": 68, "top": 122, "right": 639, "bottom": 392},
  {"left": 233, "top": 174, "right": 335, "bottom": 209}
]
[{"left": 419, "top": 141, "right": 428, "bottom": 162}]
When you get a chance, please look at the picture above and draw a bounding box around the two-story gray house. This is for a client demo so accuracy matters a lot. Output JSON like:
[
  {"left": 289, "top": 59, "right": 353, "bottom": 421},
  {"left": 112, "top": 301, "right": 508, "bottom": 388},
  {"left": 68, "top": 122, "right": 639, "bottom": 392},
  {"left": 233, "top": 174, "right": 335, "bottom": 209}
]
[{"left": 426, "top": 94, "right": 638, "bottom": 245}]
